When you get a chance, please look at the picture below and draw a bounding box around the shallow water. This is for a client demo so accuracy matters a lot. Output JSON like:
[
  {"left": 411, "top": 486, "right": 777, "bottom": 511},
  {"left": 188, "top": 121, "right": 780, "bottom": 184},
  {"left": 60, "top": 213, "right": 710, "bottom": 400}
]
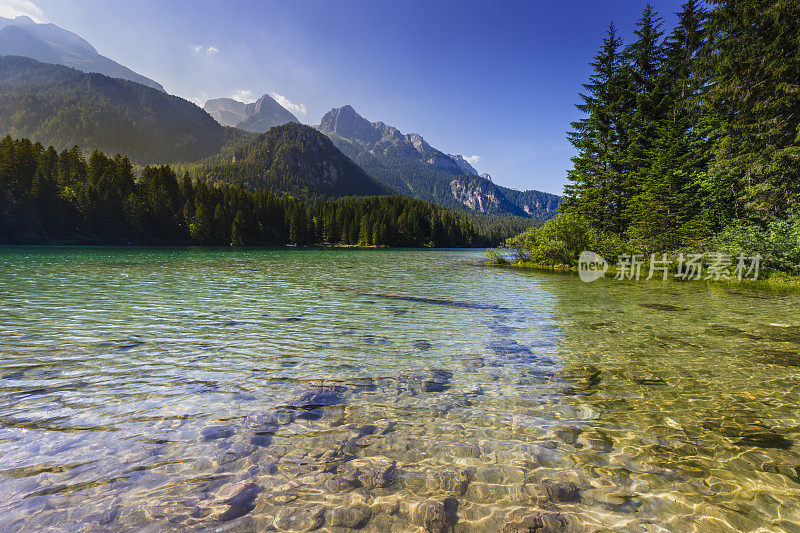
[{"left": 0, "top": 247, "right": 799, "bottom": 532}]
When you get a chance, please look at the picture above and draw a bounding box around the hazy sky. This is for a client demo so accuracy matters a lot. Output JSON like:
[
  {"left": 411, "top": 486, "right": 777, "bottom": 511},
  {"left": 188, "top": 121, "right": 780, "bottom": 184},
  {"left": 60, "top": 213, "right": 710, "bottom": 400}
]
[{"left": 2, "top": 0, "right": 682, "bottom": 194}]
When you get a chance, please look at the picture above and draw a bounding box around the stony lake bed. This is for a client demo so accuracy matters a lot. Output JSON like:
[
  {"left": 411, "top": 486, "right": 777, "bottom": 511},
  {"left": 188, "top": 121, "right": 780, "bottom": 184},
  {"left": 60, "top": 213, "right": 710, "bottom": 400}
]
[{"left": 0, "top": 247, "right": 799, "bottom": 532}]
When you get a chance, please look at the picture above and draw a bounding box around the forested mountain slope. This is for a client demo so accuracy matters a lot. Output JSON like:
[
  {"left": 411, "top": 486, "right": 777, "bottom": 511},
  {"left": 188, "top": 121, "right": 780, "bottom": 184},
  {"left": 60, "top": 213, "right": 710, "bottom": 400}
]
[{"left": 0, "top": 56, "right": 237, "bottom": 164}]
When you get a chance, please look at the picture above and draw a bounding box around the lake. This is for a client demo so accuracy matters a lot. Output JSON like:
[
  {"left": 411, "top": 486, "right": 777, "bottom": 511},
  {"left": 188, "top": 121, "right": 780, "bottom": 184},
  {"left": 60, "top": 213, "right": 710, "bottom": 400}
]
[{"left": 0, "top": 247, "right": 799, "bottom": 532}]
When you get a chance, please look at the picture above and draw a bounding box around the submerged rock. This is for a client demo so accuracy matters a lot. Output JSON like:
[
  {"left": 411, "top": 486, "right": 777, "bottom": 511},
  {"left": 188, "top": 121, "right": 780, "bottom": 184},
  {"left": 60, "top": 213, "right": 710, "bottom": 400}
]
[
  {"left": 201, "top": 425, "right": 234, "bottom": 441},
  {"left": 412, "top": 339, "right": 433, "bottom": 351},
  {"left": 639, "top": 303, "right": 688, "bottom": 312},
  {"left": 756, "top": 324, "right": 800, "bottom": 343},
  {"left": 462, "top": 356, "right": 485, "bottom": 369},
  {"left": 488, "top": 340, "right": 534, "bottom": 357},
  {"left": 410, "top": 500, "right": 446, "bottom": 532},
  {"left": 353, "top": 288, "right": 504, "bottom": 310},
  {"left": 273, "top": 505, "right": 326, "bottom": 531},
  {"left": 293, "top": 385, "right": 348, "bottom": 409},
  {"left": 392, "top": 368, "right": 453, "bottom": 395},
  {"left": 425, "top": 470, "right": 471, "bottom": 496},
  {"left": 341, "top": 457, "right": 397, "bottom": 488},
  {"left": 501, "top": 511, "right": 571, "bottom": 533},
  {"left": 538, "top": 479, "right": 581, "bottom": 504},
  {"left": 704, "top": 419, "right": 793, "bottom": 449},
  {"left": 329, "top": 503, "right": 372, "bottom": 528},
  {"left": 553, "top": 364, "right": 601, "bottom": 394},
  {"left": 753, "top": 348, "right": 800, "bottom": 367},
  {"left": 218, "top": 483, "right": 261, "bottom": 522}
]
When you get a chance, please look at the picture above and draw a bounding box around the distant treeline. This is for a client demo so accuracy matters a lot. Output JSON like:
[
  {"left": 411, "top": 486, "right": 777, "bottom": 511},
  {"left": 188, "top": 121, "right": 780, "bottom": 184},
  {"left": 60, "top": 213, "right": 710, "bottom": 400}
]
[{"left": 0, "top": 137, "right": 488, "bottom": 247}]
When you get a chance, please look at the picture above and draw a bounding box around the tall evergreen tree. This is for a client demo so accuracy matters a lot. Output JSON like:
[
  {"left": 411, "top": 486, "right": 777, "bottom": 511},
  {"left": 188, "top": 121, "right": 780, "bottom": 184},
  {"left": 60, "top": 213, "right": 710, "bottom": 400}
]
[
  {"left": 626, "top": 0, "right": 710, "bottom": 248},
  {"left": 563, "top": 22, "right": 631, "bottom": 233},
  {"left": 702, "top": 0, "right": 800, "bottom": 223},
  {"left": 622, "top": 4, "right": 667, "bottom": 208}
]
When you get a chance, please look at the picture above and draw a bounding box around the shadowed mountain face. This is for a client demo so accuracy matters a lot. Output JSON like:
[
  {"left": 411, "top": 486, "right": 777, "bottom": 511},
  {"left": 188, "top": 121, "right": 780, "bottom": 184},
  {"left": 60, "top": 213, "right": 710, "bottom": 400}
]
[
  {"left": 0, "top": 56, "right": 231, "bottom": 163},
  {"left": 0, "top": 15, "right": 164, "bottom": 91},
  {"left": 317, "top": 105, "right": 561, "bottom": 219},
  {"left": 193, "top": 122, "right": 391, "bottom": 198},
  {"left": 203, "top": 94, "right": 298, "bottom": 133}
]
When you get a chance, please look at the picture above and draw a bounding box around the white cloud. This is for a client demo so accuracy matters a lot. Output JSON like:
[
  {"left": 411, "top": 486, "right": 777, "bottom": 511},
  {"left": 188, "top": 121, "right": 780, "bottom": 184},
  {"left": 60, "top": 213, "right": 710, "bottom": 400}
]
[
  {"left": 231, "top": 89, "right": 254, "bottom": 103},
  {"left": 465, "top": 155, "right": 481, "bottom": 166},
  {"left": 189, "top": 91, "right": 208, "bottom": 107},
  {"left": 0, "top": 0, "right": 45, "bottom": 22},
  {"left": 192, "top": 44, "right": 219, "bottom": 56},
  {"left": 270, "top": 92, "right": 307, "bottom": 116}
]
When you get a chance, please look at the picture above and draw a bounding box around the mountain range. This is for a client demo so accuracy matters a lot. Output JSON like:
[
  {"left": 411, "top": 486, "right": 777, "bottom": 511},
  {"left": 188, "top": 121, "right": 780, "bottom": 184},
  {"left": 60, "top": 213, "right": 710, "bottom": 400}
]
[
  {"left": 0, "top": 56, "right": 235, "bottom": 163},
  {"left": 190, "top": 122, "right": 389, "bottom": 197},
  {"left": 0, "top": 15, "right": 164, "bottom": 91},
  {"left": 317, "top": 105, "right": 560, "bottom": 219},
  {"left": 203, "top": 94, "right": 299, "bottom": 132},
  {"left": 0, "top": 18, "right": 560, "bottom": 220}
]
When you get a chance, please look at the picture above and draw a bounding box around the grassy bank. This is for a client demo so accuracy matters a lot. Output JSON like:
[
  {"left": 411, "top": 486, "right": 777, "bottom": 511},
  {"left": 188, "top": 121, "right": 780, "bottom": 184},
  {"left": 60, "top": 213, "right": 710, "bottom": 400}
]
[{"left": 486, "top": 253, "right": 800, "bottom": 292}]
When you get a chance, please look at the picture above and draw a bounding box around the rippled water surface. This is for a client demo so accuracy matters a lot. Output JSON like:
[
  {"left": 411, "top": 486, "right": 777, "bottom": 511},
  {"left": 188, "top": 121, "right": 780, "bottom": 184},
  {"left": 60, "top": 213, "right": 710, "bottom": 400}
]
[{"left": 1, "top": 247, "right": 799, "bottom": 532}]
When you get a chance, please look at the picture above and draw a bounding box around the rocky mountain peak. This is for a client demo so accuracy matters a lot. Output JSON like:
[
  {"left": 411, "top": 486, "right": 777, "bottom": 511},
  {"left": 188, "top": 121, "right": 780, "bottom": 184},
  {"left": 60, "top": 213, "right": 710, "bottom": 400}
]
[
  {"left": 447, "top": 154, "right": 479, "bottom": 176},
  {"left": 406, "top": 133, "right": 432, "bottom": 153},
  {"left": 319, "top": 105, "right": 380, "bottom": 145},
  {"left": 203, "top": 93, "right": 298, "bottom": 132}
]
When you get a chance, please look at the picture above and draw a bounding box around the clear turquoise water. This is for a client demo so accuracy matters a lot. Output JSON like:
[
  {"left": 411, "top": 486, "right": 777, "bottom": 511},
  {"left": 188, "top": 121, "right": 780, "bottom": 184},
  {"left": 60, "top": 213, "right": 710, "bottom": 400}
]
[{"left": 0, "top": 247, "right": 799, "bottom": 532}]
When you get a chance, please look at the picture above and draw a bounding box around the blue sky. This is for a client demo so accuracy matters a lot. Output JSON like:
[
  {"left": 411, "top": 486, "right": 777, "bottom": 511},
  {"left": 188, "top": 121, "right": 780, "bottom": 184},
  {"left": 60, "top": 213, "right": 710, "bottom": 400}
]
[{"left": 2, "top": 0, "right": 682, "bottom": 194}]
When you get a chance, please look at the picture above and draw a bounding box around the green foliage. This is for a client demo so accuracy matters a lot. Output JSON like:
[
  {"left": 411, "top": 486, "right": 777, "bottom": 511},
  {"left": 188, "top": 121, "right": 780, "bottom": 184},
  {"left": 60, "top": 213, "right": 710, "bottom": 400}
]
[
  {"left": 485, "top": 248, "right": 511, "bottom": 264},
  {"left": 0, "top": 136, "right": 491, "bottom": 248},
  {"left": 462, "top": 213, "right": 539, "bottom": 244},
  {"left": 182, "top": 123, "right": 390, "bottom": 198},
  {"left": 701, "top": 0, "right": 800, "bottom": 224},
  {"left": 505, "top": 212, "right": 625, "bottom": 267},
  {"left": 0, "top": 56, "right": 241, "bottom": 164},
  {"left": 552, "top": 0, "right": 800, "bottom": 270},
  {"left": 562, "top": 22, "right": 631, "bottom": 233},
  {"left": 708, "top": 209, "right": 800, "bottom": 274}
]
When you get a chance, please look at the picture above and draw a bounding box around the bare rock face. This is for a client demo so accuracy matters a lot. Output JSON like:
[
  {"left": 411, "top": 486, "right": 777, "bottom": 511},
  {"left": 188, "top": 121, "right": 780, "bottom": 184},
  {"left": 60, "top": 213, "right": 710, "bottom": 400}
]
[
  {"left": 203, "top": 94, "right": 299, "bottom": 132},
  {"left": 316, "top": 104, "right": 562, "bottom": 218},
  {"left": 203, "top": 98, "right": 247, "bottom": 127},
  {"left": 449, "top": 154, "right": 480, "bottom": 175},
  {"left": 319, "top": 106, "right": 476, "bottom": 175},
  {"left": 450, "top": 177, "right": 503, "bottom": 213},
  {"left": 238, "top": 94, "right": 300, "bottom": 132},
  {"left": 319, "top": 105, "right": 382, "bottom": 145}
]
